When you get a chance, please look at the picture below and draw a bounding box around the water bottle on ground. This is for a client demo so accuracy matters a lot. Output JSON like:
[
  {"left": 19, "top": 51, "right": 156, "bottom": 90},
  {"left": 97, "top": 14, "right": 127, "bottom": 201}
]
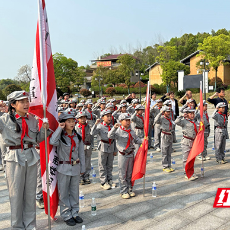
[
  {"left": 152, "top": 182, "right": 157, "bottom": 197},
  {"left": 82, "top": 225, "right": 86, "bottom": 230},
  {"left": 79, "top": 191, "right": 84, "bottom": 208},
  {"left": 172, "top": 158, "right": 176, "bottom": 170},
  {"left": 201, "top": 167, "right": 204, "bottom": 177},
  {"left": 90, "top": 164, "right": 94, "bottom": 176},
  {"left": 150, "top": 152, "right": 153, "bottom": 163},
  {"left": 91, "top": 198, "right": 97, "bottom": 216},
  {"left": 92, "top": 169, "right": 96, "bottom": 184}
]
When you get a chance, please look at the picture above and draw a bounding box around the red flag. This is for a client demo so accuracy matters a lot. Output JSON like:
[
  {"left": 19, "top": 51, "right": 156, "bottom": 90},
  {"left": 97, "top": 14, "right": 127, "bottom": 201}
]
[
  {"left": 185, "top": 82, "right": 204, "bottom": 178},
  {"left": 131, "top": 82, "right": 150, "bottom": 186},
  {"left": 29, "top": 0, "right": 59, "bottom": 219}
]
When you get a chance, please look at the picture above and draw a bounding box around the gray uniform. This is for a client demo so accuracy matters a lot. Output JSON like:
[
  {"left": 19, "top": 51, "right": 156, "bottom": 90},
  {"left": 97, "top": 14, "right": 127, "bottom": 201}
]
[
  {"left": 91, "top": 122, "right": 116, "bottom": 185},
  {"left": 195, "top": 110, "right": 210, "bottom": 158},
  {"left": 131, "top": 112, "right": 144, "bottom": 153},
  {"left": 75, "top": 122, "right": 92, "bottom": 180},
  {"left": 151, "top": 107, "right": 162, "bottom": 148},
  {"left": 154, "top": 113, "right": 175, "bottom": 168},
  {"left": 108, "top": 126, "right": 142, "bottom": 194},
  {"left": 175, "top": 116, "right": 197, "bottom": 170},
  {"left": 112, "top": 110, "right": 122, "bottom": 120},
  {"left": 212, "top": 111, "right": 228, "bottom": 161},
  {"left": 36, "top": 148, "right": 43, "bottom": 201},
  {"left": 50, "top": 126, "right": 85, "bottom": 221},
  {"left": 127, "top": 105, "right": 135, "bottom": 115},
  {"left": 92, "top": 106, "right": 103, "bottom": 119},
  {"left": 0, "top": 113, "right": 49, "bottom": 229}
]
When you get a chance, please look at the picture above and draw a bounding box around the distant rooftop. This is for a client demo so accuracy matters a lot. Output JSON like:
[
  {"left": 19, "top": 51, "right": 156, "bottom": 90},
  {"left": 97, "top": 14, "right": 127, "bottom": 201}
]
[{"left": 91, "top": 54, "right": 138, "bottom": 62}]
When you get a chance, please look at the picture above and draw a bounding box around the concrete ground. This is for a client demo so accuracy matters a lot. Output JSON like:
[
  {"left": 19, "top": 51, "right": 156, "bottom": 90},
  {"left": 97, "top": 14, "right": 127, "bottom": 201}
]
[{"left": 0, "top": 108, "right": 230, "bottom": 230}]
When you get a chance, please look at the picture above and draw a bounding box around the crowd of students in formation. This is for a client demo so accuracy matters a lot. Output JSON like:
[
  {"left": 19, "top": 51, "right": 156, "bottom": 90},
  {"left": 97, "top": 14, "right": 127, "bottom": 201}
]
[{"left": 0, "top": 87, "right": 228, "bottom": 228}]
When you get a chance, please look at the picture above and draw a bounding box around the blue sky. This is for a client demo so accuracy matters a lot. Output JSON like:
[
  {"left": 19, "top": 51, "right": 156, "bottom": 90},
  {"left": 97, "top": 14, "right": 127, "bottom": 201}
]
[{"left": 0, "top": 0, "right": 230, "bottom": 80}]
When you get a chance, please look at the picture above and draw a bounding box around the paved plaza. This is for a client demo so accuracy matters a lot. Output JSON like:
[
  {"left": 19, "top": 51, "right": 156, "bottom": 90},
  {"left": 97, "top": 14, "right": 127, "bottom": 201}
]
[{"left": 0, "top": 108, "right": 230, "bottom": 230}]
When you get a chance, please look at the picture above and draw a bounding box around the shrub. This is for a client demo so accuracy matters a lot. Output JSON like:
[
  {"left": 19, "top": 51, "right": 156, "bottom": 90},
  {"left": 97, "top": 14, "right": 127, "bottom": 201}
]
[
  {"left": 106, "top": 84, "right": 113, "bottom": 88},
  {"left": 209, "top": 77, "right": 223, "bottom": 88},
  {"left": 3, "top": 84, "right": 22, "bottom": 97},
  {"left": 80, "top": 88, "right": 91, "bottom": 97},
  {"left": 114, "top": 86, "right": 128, "bottom": 94},
  {"left": 105, "top": 87, "right": 116, "bottom": 96},
  {"left": 133, "top": 81, "right": 147, "bottom": 88},
  {"left": 117, "top": 83, "right": 128, "bottom": 88}
]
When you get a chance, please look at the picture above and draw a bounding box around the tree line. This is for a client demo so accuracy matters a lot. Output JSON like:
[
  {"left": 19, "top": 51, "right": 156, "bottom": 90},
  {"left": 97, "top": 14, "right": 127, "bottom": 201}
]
[{"left": 1, "top": 28, "right": 230, "bottom": 100}]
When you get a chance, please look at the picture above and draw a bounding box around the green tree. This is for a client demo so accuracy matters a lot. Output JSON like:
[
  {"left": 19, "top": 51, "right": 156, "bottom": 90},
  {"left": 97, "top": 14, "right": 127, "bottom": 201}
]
[
  {"left": 0, "top": 79, "right": 17, "bottom": 90},
  {"left": 117, "top": 54, "right": 137, "bottom": 93},
  {"left": 160, "top": 60, "right": 189, "bottom": 88},
  {"left": 3, "top": 84, "right": 22, "bottom": 97},
  {"left": 198, "top": 34, "right": 230, "bottom": 90},
  {"left": 53, "top": 53, "right": 83, "bottom": 93},
  {"left": 156, "top": 46, "right": 189, "bottom": 89}
]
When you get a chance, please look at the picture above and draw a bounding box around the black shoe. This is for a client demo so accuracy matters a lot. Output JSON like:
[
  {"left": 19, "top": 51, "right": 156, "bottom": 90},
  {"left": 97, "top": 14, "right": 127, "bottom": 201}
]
[
  {"left": 85, "top": 179, "right": 91, "bottom": 184},
  {"left": 36, "top": 198, "right": 44, "bottom": 209},
  {"left": 80, "top": 179, "right": 85, "bottom": 185},
  {"left": 65, "top": 217, "right": 76, "bottom": 226},
  {"left": 74, "top": 216, "right": 83, "bottom": 223}
]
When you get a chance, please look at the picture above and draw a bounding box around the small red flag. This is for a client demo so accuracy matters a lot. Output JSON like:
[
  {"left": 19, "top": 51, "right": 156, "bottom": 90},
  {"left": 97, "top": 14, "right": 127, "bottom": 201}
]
[
  {"left": 185, "top": 82, "right": 204, "bottom": 178},
  {"left": 131, "top": 82, "right": 150, "bottom": 186}
]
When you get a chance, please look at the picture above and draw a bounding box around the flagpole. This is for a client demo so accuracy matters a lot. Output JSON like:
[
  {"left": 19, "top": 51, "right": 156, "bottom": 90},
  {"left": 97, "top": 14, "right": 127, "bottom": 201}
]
[
  {"left": 200, "top": 81, "right": 204, "bottom": 178},
  {"left": 38, "top": 0, "right": 51, "bottom": 229},
  {"left": 143, "top": 175, "right": 145, "bottom": 197}
]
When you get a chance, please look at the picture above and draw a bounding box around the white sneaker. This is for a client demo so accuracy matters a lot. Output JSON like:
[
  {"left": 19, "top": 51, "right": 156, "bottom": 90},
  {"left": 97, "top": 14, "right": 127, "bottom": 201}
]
[
  {"left": 205, "top": 156, "right": 211, "bottom": 160},
  {"left": 0, "top": 165, "right": 3, "bottom": 171},
  {"left": 156, "top": 147, "right": 161, "bottom": 152},
  {"left": 101, "top": 182, "right": 111, "bottom": 190}
]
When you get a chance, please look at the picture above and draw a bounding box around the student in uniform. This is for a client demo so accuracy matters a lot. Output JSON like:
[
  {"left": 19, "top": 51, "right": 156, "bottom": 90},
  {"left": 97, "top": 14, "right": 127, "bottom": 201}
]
[
  {"left": 112, "top": 104, "right": 127, "bottom": 121},
  {"left": 196, "top": 100, "right": 211, "bottom": 161},
  {"left": 0, "top": 91, "right": 50, "bottom": 229},
  {"left": 50, "top": 111, "right": 85, "bottom": 226},
  {"left": 212, "top": 102, "right": 228, "bottom": 164},
  {"left": 131, "top": 104, "right": 145, "bottom": 153},
  {"left": 92, "top": 100, "right": 106, "bottom": 119},
  {"left": 90, "top": 109, "right": 117, "bottom": 190},
  {"left": 180, "top": 98, "right": 196, "bottom": 113},
  {"left": 154, "top": 106, "right": 175, "bottom": 173},
  {"left": 151, "top": 99, "right": 163, "bottom": 152},
  {"left": 175, "top": 107, "right": 199, "bottom": 181},
  {"left": 108, "top": 113, "right": 142, "bottom": 199},
  {"left": 75, "top": 111, "right": 92, "bottom": 185}
]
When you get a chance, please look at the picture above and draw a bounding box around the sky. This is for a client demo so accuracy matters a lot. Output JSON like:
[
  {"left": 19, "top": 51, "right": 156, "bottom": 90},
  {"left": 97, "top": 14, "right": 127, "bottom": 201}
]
[{"left": 0, "top": 0, "right": 230, "bottom": 80}]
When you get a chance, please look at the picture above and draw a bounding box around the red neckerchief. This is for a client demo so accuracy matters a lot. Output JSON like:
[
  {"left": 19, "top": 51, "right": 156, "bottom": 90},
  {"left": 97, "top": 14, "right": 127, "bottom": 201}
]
[
  {"left": 15, "top": 114, "right": 31, "bottom": 150},
  {"left": 78, "top": 122, "right": 87, "bottom": 142},
  {"left": 204, "top": 111, "right": 209, "bottom": 123},
  {"left": 112, "top": 115, "right": 115, "bottom": 125},
  {"left": 102, "top": 122, "right": 112, "bottom": 144},
  {"left": 65, "top": 132, "right": 76, "bottom": 161},
  {"left": 164, "top": 116, "right": 172, "bottom": 130},
  {"left": 114, "top": 106, "right": 118, "bottom": 111},
  {"left": 187, "top": 119, "right": 198, "bottom": 135},
  {"left": 87, "top": 109, "right": 93, "bottom": 120},
  {"left": 218, "top": 112, "right": 226, "bottom": 124},
  {"left": 120, "top": 126, "right": 133, "bottom": 150},
  {"left": 136, "top": 114, "right": 144, "bottom": 124}
]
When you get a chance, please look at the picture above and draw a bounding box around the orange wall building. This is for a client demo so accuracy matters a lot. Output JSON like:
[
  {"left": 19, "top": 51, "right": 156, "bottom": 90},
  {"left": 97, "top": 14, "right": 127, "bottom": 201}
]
[
  {"left": 181, "top": 51, "right": 230, "bottom": 85},
  {"left": 146, "top": 62, "right": 163, "bottom": 85}
]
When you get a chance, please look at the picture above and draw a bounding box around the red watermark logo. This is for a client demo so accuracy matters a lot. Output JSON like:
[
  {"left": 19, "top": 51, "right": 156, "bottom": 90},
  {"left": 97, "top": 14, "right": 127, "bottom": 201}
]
[{"left": 213, "top": 188, "right": 230, "bottom": 208}]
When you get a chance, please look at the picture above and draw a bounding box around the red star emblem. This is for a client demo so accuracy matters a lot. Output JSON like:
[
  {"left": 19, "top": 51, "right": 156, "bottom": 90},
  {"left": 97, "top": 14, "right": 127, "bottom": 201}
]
[
  {"left": 68, "top": 112, "right": 71, "bottom": 114},
  {"left": 23, "top": 92, "right": 26, "bottom": 96}
]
